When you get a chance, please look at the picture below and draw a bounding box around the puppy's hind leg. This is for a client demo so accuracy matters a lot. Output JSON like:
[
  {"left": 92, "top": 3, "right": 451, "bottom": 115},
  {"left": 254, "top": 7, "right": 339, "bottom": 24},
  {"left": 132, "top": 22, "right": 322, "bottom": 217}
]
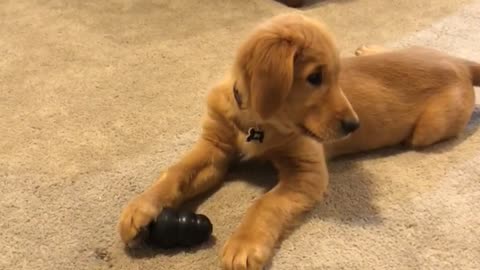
[
  {"left": 407, "top": 86, "right": 475, "bottom": 148},
  {"left": 355, "top": 44, "right": 388, "bottom": 56}
]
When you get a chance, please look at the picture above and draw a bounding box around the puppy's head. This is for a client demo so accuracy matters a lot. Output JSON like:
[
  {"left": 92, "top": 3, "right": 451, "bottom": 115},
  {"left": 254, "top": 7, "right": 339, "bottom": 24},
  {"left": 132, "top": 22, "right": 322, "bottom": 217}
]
[{"left": 233, "top": 14, "right": 359, "bottom": 142}]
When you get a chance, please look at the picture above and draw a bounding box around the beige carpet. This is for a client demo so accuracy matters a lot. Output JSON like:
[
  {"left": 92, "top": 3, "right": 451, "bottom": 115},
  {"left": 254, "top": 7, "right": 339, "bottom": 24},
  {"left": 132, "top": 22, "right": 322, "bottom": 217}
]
[{"left": 1, "top": 0, "right": 480, "bottom": 269}]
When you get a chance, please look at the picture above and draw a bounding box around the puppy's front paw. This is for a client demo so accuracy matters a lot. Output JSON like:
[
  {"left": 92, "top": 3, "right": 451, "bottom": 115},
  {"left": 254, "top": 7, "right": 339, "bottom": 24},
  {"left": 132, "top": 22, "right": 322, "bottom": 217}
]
[
  {"left": 221, "top": 233, "right": 272, "bottom": 270},
  {"left": 118, "top": 194, "right": 161, "bottom": 247}
]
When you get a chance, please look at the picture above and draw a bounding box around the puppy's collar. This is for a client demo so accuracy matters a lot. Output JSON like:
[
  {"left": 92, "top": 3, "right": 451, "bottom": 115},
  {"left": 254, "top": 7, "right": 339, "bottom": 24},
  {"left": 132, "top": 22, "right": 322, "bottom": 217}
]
[
  {"left": 233, "top": 83, "right": 243, "bottom": 109},
  {"left": 233, "top": 82, "right": 264, "bottom": 144}
]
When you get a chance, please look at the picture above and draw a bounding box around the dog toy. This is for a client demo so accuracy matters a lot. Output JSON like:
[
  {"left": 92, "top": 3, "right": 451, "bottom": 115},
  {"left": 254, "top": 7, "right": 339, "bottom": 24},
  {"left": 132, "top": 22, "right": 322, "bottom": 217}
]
[{"left": 147, "top": 207, "right": 213, "bottom": 249}]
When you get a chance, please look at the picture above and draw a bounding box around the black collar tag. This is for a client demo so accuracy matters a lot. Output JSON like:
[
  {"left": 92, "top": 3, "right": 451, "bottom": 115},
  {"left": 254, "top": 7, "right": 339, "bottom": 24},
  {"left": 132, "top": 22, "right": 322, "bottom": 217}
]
[{"left": 246, "top": 128, "right": 264, "bottom": 143}]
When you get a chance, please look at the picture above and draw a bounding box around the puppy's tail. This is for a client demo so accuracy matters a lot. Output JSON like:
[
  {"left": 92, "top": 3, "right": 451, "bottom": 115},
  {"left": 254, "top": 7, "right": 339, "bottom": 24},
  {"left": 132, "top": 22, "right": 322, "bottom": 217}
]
[{"left": 467, "top": 61, "right": 480, "bottom": 86}]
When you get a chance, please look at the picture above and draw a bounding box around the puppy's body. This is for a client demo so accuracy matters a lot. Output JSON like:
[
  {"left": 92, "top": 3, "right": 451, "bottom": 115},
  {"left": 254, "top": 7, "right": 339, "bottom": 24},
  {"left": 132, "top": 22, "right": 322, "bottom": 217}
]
[
  {"left": 326, "top": 47, "right": 479, "bottom": 157},
  {"left": 209, "top": 45, "right": 479, "bottom": 160},
  {"left": 118, "top": 14, "right": 480, "bottom": 270}
]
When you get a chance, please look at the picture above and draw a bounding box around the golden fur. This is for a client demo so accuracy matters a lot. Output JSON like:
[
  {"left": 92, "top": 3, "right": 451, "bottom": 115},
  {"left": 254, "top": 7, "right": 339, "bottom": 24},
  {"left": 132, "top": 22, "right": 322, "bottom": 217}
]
[{"left": 118, "top": 14, "right": 480, "bottom": 269}]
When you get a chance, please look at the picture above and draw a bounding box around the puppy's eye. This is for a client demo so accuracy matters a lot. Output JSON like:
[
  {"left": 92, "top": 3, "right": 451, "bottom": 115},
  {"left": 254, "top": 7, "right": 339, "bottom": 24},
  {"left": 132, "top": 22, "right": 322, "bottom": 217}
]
[{"left": 307, "top": 72, "right": 323, "bottom": 86}]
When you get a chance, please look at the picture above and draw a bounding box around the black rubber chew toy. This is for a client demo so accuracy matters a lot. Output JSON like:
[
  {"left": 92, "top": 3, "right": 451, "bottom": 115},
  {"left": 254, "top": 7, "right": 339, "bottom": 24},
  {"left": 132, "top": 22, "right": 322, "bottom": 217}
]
[{"left": 147, "top": 207, "right": 213, "bottom": 249}]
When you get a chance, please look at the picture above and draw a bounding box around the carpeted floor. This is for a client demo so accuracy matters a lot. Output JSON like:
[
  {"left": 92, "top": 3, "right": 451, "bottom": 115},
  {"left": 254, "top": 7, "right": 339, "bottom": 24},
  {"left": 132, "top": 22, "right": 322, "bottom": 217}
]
[{"left": 1, "top": 0, "right": 479, "bottom": 269}]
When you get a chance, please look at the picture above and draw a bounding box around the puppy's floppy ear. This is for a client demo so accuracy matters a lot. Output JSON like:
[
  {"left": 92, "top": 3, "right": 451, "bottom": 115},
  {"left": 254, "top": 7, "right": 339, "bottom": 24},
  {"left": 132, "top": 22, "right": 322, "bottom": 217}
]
[{"left": 250, "top": 39, "right": 296, "bottom": 119}]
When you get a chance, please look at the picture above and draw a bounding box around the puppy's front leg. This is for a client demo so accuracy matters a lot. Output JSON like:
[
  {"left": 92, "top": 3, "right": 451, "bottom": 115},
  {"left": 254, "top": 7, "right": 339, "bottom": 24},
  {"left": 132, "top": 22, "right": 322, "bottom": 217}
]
[
  {"left": 222, "top": 142, "right": 328, "bottom": 270},
  {"left": 118, "top": 119, "right": 235, "bottom": 246}
]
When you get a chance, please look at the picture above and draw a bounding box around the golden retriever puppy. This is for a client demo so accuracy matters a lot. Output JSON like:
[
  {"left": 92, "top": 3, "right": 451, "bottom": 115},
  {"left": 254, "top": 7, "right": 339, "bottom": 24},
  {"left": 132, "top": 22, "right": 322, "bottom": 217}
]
[{"left": 118, "top": 13, "right": 480, "bottom": 269}]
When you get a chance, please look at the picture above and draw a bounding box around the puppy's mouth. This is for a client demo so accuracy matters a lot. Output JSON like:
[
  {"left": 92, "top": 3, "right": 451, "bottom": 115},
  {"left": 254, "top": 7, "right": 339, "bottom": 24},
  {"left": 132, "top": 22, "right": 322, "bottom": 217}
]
[
  {"left": 298, "top": 124, "right": 324, "bottom": 142},
  {"left": 298, "top": 124, "right": 352, "bottom": 143}
]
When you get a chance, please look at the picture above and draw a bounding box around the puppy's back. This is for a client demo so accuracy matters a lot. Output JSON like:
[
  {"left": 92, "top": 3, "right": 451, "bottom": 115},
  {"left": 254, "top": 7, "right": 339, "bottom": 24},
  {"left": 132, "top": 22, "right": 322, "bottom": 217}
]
[{"left": 340, "top": 47, "right": 474, "bottom": 94}]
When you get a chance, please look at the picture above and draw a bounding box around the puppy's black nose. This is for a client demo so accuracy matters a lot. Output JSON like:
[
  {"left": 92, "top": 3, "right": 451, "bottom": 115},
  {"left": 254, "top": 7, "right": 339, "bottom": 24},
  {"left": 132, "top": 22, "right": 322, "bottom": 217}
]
[{"left": 341, "top": 120, "right": 360, "bottom": 134}]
